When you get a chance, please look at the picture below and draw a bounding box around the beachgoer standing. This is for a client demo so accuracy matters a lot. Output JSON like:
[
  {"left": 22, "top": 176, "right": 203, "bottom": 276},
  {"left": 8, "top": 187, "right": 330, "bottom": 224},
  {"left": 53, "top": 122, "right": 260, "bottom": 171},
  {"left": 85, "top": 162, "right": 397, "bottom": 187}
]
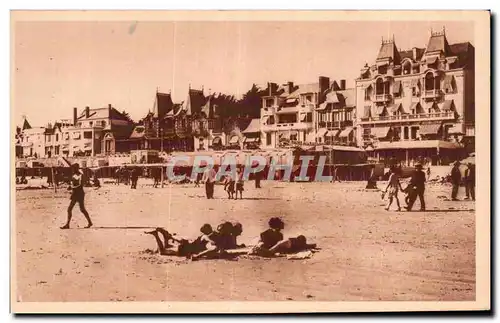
[
  {"left": 464, "top": 162, "right": 476, "bottom": 201},
  {"left": 60, "top": 163, "right": 93, "bottom": 229},
  {"left": 235, "top": 167, "right": 244, "bottom": 200},
  {"left": 202, "top": 167, "right": 217, "bottom": 199},
  {"left": 405, "top": 163, "right": 426, "bottom": 211},
  {"left": 450, "top": 161, "right": 462, "bottom": 201},
  {"left": 384, "top": 165, "right": 404, "bottom": 211}
]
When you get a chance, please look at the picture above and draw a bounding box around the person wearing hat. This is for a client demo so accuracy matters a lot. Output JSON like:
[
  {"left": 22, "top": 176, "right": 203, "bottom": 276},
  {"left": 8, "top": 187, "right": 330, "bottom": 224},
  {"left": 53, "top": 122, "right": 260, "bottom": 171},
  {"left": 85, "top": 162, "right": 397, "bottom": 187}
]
[
  {"left": 60, "top": 163, "right": 93, "bottom": 229},
  {"left": 405, "top": 162, "right": 426, "bottom": 211},
  {"left": 451, "top": 161, "right": 462, "bottom": 201}
]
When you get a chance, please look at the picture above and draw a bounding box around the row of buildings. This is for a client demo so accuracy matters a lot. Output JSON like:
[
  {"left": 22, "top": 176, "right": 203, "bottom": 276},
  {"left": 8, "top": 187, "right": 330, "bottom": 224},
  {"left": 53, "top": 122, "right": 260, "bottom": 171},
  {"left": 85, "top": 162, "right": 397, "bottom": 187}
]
[{"left": 15, "top": 29, "right": 475, "bottom": 165}]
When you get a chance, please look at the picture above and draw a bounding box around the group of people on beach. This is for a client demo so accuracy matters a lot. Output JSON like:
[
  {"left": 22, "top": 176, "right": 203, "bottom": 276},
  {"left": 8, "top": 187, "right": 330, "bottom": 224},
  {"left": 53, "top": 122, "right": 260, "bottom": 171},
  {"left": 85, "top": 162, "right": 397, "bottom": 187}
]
[
  {"left": 382, "top": 160, "right": 476, "bottom": 212},
  {"left": 382, "top": 163, "right": 427, "bottom": 212},
  {"left": 144, "top": 217, "right": 317, "bottom": 261}
]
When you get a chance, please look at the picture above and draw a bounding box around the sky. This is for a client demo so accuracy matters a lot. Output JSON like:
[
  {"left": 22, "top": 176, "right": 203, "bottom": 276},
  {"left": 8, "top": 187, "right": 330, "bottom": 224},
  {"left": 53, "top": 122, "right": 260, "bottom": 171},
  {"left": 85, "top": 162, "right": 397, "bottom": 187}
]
[{"left": 13, "top": 20, "right": 473, "bottom": 127}]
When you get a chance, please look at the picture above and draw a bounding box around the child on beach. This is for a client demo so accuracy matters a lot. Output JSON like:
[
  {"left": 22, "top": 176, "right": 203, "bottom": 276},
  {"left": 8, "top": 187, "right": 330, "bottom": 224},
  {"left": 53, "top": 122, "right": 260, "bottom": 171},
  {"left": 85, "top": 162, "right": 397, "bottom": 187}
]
[
  {"left": 224, "top": 174, "right": 235, "bottom": 199},
  {"left": 235, "top": 167, "right": 244, "bottom": 200}
]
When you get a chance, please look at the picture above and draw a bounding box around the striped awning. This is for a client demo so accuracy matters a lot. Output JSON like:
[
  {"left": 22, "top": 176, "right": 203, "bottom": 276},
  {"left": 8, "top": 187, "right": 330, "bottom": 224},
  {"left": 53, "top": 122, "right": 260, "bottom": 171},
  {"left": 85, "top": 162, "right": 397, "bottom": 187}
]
[
  {"left": 447, "top": 124, "right": 464, "bottom": 135},
  {"left": 371, "top": 127, "right": 391, "bottom": 138},
  {"left": 325, "top": 130, "right": 339, "bottom": 137},
  {"left": 316, "top": 128, "right": 328, "bottom": 138},
  {"left": 316, "top": 102, "right": 328, "bottom": 111},
  {"left": 443, "top": 75, "right": 455, "bottom": 92},
  {"left": 212, "top": 137, "right": 222, "bottom": 145},
  {"left": 229, "top": 136, "right": 240, "bottom": 144},
  {"left": 426, "top": 55, "right": 438, "bottom": 64},
  {"left": 339, "top": 127, "right": 354, "bottom": 138},
  {"left": 440, "top": 100, "right": 455, "bottom": 111},
  {"left": 419, "top": 124, "right": 442, "bottom": 135},
  {"left": 374, "top": 106, "right": 386, "bottom": 116},
  {"left": 244, "top": 137, "right": 260, "bottom": 143}
]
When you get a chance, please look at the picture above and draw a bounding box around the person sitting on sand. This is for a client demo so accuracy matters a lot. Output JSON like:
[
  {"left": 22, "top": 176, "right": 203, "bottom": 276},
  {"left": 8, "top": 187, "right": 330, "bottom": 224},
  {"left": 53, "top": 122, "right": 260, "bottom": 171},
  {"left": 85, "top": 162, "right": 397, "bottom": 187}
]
[
  {"left": 216, "top": 222, "right": 246, "bottom": 250},
  {"left": 248, "top": 217, "right": 285, "bottom": 256},
  {"left": 249, "top": 217, "right": 317, "bottom": 256}
]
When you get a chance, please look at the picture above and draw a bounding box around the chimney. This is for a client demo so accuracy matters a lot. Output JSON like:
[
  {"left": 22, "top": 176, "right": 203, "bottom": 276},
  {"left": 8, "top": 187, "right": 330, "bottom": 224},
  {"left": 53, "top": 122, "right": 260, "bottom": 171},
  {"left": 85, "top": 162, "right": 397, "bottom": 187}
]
[
  {"left": 108, "top": 103, "right": 112, "bottom": 115},
  {"left": 73, "top": 107, "right": 77, "bottom": 126},
  {"left": 287, "top": 81, "right": 294, "bottom": 94},
  {"left": 268, "top": 82, "right": 278, "bottom": 96},
  {"left": 85, "top": 106, "right": 90, "bottom": 118},
  {"left": 412, "top": 47, "right": 418, "bottom": 61},
  {"left": 318, "top": 76, "right": 330, "bottom": 104},
  {"left": 340, "top": 79, "right": 346, "bottom": 91}
]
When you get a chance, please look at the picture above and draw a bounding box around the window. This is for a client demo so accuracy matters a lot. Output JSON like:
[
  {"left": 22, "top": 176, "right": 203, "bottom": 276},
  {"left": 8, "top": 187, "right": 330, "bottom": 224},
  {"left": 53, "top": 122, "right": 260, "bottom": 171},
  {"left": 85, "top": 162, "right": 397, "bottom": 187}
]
[
  {"left": 305, "top": 95, "right": 312, "bottom": 104},
  {"left": 403, "top": 62, "right": 411, "bottom": 75},
  {"left": 83, "top": 131, "right": 92, "bottom": 139},
  {"left": 89, "top": 121, "right": 93, "bottom": 127},
  {"left": 102, "top": 121, "right": 106, "bottom": 127},
  {"left": 346, "top": 110, "right": 352, "bottom": 121},
  {"left": 278, "top": 114, "right": 296, "bottom": 124},
  {"left": 56, "top": 134, "right": 59, "bottom": 141},
  {"left": 306, "top": 112, "right": 313, "bottom": 122},
  {"left": 266, "top": 99, "right": 274, "bottom": 108},
  {"left": 364, "top": 87, "right": 372, "bottom": 101},
  {"left": 266, "top": 133, "right": 272, "bottom": 146},
  {"left": 411, "top": 127, "right": 419, "bottom": 140},
  {"left": 73, "top": 132, "right": 81, "bottom": 140},
  {"left": 78, "top": 122, "right": 82, "bottom": 127},
  {"left": 64, "top": 133, "right": 69, "bottom": 140},
  {"left": 290, "top": 133, "right": 298, "bottom": 141},
  {"left": 412, "top": 86, "right": 419, "bottom": 97},
  {"left": 46, "top": 135, "right": 51, "bottom": 142}
]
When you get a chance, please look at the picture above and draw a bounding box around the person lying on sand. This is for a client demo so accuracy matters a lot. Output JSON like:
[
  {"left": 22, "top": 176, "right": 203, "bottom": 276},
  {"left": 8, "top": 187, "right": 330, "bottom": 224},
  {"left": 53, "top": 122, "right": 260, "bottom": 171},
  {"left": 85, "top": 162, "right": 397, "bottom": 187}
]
[
  {"left": 145, "top": 224, "right": 225, "bottom": 260},
  {"left": 248, "top": 217, "right": 317, "bottom": 257}
]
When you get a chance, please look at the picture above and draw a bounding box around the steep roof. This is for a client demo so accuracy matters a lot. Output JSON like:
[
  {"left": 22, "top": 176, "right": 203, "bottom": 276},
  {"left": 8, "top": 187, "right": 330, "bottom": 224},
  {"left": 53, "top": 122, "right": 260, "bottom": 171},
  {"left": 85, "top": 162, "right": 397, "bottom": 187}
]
[
  {"left": 184, "top": 89, "right": 207, "bottom": 116},
  {"left": 77, "top": 106, "right": 131, "bottom": 122},
  {"left": 289, "top": 83, "right": 320, "bottom": 97},
  {"left": 376, "top": 40, "right": 401, "bottom": 64},
  {"left": 22, "top": 118, "right": 32, "bottom": 130},
  {"left": 241, "top": 118, "right": 261, "bottom": 134},
  {"left": 336, "top": 88, "right": 356, "bottom": 108},
  {"left": 449, "top": 42, "right": 474, "bottom": 68},
  {"left": 425, "top": 31, "right": 451, "bottom": 56},
  {"left": 154, "top": 92, "right": 174, "bottom": 119}
]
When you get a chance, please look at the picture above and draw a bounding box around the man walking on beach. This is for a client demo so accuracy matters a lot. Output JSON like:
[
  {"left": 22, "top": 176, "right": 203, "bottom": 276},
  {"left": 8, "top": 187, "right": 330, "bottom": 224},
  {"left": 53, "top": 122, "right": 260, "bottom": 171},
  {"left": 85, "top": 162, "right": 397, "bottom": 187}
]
[
  {"left": 450, "top": 161, "right": 462, "bottom": 201},
  {"left": 405, "top": 163, "right": 426, "bottom": 211},
  {"left": 202, "top": 166, "right": 217, "bottom": 199},
  {"left": 464, "top": 162, "right": 476, "bottom": 201},
  {"left": 60, "top": 163, "right": 93, "bottom": 229}
]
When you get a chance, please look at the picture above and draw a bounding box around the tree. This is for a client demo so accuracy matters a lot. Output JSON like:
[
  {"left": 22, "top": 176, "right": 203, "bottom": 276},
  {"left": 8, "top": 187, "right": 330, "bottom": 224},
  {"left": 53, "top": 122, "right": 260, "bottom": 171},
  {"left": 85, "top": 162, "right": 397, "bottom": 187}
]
[
  {"left": 237, "top": 84, "right": 266, "bottom": 118},
  {"left": 121, "top": 110, "right": 134, "bottom": 123}
]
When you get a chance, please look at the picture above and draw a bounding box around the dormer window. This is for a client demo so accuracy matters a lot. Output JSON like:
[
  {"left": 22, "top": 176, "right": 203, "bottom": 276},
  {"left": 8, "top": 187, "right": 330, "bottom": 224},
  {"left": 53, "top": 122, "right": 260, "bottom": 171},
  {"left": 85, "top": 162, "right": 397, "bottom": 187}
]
[{"left": 403, "top": 61, "right": 412, "bottom": 75}]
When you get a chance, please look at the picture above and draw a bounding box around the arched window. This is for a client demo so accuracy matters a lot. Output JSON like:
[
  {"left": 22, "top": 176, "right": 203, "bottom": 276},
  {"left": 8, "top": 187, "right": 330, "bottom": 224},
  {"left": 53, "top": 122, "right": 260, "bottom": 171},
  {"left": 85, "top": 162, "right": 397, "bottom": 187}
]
[
  {"left": 403, "top": 61, "right": 412, "bottom": 75},
  {"left": 375, "top": 78, "right": 385, "bottom": 95},
  {"left": 425, "top": 72, "right": 435, "bottom": 91}
]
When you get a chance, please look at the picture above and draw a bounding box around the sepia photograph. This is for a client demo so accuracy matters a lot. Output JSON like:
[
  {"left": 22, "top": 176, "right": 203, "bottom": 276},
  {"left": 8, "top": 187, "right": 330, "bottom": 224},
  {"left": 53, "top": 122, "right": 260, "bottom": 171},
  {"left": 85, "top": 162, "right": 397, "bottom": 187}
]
[{"left": 10, "top": 10, "right": 490, "bottom": 313}]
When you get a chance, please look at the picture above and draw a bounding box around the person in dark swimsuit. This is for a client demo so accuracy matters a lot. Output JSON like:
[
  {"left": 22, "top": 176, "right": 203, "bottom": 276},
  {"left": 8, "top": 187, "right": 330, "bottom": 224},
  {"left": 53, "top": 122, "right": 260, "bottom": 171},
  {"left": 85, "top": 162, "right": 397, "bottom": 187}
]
[
  {"left": 248, "top": 217, "right": 285, "bottom": 256},
  {"left": 60, "top": 163, "right": 93, "bottom": 229},
  {"left": 215, "top": 221, "right": 246, "bottom": 250}
]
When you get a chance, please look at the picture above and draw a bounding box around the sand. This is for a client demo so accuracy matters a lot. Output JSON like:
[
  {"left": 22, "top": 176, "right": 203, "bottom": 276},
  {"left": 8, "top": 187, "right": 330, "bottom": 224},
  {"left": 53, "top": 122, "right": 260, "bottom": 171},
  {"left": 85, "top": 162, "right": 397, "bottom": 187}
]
[{"left": 15, "top": 179, "right": 475, "bottom": 302}]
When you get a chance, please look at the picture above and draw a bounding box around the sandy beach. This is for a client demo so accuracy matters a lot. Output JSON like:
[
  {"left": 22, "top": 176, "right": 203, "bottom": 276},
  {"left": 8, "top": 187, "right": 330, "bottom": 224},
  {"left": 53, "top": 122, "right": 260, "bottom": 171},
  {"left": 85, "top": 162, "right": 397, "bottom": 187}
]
[{"left": 14, "top": 179, "right": 475, "bottom": 302}]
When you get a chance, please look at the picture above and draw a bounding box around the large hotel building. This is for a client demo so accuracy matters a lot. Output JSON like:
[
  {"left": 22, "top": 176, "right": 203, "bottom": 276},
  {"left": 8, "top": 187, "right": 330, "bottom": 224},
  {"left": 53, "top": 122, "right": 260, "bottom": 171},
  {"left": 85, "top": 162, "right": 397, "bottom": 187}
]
[{"left": 355, "top": 29, "right": 475, "bottom": 165}]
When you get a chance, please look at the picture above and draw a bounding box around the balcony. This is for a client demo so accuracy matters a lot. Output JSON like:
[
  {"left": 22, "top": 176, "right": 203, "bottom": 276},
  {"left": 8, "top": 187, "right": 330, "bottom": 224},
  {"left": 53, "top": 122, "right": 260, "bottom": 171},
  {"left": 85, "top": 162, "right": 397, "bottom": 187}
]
[
  {"left": 422, "top": 89, "right": 442, "bottom": 99},
  {"left": 262, "top": 122, "right": 313, "bottom": 132},
  {"left": 359, "top": 111, "right": 455, "bottom": 124},
  {"left": 318, "top": 120, "right": 354, "bottom": 129},
  {"left": 373, "top": 94, "right": 391, "bottom": 103}
]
